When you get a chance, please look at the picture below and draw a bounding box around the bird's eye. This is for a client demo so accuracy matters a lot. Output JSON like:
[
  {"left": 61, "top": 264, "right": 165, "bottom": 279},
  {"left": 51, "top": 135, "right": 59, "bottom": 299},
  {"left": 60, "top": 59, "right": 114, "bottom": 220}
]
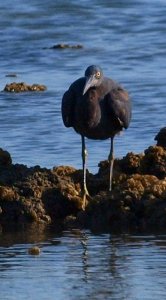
[{"left": 96, "top": 71, "right": 101, "bottom": 79}]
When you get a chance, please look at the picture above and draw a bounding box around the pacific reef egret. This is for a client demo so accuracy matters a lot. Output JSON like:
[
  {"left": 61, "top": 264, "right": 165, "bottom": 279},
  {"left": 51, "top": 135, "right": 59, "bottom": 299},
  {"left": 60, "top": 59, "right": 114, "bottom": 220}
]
[{"left": 62, "top": 65, "right": 132, "bottom": 209}]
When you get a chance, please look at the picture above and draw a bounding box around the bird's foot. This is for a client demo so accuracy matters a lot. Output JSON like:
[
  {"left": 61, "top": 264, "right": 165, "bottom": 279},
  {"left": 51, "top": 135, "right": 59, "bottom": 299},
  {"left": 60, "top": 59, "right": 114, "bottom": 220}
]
[
  {"left": 109, "top": 184, "right": 112, "bottom": 192},
  {"left": 81, "top": 187, "right": 91, "bottom": 211}
]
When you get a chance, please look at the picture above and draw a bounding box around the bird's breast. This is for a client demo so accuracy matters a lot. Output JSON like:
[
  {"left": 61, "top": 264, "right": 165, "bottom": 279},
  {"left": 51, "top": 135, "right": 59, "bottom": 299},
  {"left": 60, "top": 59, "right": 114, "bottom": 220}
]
[{"left": 83, "top": 89, "right": 102, "bottom": 128}]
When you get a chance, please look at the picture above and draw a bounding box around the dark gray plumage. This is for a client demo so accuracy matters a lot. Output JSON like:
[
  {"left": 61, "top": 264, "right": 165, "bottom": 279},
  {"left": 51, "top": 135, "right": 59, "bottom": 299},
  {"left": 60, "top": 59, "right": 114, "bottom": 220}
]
[{"left": 62, "top": 65, "right": 132, "bottom": 209}]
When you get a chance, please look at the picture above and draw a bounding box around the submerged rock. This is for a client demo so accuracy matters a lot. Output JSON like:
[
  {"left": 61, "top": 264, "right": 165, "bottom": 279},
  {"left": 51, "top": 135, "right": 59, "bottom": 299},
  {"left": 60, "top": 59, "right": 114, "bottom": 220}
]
[
  {"left": 28, "top": 246, "right": 41, "bottom": 255},
  {"left": 0, "top": 129, "right": 166, "bottom": 232},
  {"left": 4, "top": 82, "right": 47, "bottom": 92},
  {"left": 48, "top": 43, "right": 83, "bottom": 49},
  {"left": 5, "top": 73, "right": 17, "bottom": 78}
]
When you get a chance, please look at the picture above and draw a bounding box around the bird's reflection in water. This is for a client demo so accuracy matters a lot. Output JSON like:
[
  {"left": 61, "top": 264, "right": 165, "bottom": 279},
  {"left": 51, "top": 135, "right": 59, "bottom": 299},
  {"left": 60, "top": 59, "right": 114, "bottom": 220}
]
[{"left": 80, "top": 231, "right": 89, "bottom": 283}]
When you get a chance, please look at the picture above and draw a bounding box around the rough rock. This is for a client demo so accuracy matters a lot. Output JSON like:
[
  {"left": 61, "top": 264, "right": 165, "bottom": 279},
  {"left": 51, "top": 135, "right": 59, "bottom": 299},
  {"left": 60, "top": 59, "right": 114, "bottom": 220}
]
[
  {"left": 4, "top": 82, "right": 47, "bottom": 92},
  {"left": 0, "top": 128, "right": 166, "bottom": 232},
  {"left": 155, "top": 127, "right": 166, "bottom": 147}
]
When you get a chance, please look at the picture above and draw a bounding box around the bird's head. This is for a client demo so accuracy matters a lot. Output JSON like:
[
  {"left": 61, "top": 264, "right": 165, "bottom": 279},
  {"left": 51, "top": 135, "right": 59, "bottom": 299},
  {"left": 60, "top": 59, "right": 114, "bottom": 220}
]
[{"left": 83, "top": 65, "right": 103, "bottom": 95}]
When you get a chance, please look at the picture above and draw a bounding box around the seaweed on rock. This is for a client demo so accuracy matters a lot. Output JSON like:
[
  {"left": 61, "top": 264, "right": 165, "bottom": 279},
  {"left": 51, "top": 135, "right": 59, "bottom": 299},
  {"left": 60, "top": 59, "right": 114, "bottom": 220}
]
[{"left": 0, "top": 128, "right": 166, "bottom": 232}]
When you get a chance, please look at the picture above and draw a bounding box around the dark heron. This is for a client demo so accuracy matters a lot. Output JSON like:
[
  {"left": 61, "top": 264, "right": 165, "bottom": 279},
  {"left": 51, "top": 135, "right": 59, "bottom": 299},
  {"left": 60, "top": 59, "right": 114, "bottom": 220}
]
[{"left": 62, "top": 65, "right": 132, "bottom": 209}]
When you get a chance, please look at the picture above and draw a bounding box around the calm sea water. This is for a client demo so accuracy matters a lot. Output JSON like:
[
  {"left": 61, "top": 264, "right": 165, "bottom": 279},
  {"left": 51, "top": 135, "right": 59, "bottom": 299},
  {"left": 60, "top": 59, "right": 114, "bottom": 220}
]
[
  {"left": 0, "top": 228, "right": 166, "bottom": 300},
  {"left": 0, "top": 1, "right": 166, "bottom": 299}
]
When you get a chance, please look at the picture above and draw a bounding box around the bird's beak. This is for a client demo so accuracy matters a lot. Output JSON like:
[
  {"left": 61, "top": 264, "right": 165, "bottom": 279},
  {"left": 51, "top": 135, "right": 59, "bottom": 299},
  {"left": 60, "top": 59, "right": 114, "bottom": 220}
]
[{"left": 83, "top": 75, "right": 96, "bottom": 95}]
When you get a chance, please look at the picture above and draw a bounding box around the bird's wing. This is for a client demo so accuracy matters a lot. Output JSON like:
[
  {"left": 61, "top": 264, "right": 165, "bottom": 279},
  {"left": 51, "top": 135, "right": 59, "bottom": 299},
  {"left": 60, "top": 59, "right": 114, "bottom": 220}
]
[
  {"left": 61, "top": 87, "right": 75, "bottom": 127},
  {"left": 106, "top": 87, "right": 132, "bottom": 129}
]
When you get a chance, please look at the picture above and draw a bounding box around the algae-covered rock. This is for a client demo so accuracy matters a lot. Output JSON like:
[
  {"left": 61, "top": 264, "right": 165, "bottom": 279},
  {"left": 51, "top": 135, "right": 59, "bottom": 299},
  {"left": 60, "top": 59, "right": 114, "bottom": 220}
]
[
  {"left": 4, "top": 82, "right": 47, "bottom": 92},
  {"left": 0, "top": 186, "right": 17, "bottom": 201},
  {"left": 0, "top": 163, "right": 83, "bottom": 225},
  {"left": 120, "top": 152, "right": 143, "bottom": 174},
  {"left": 80, "top": 174, "right": 166, "bottom": 232},
  {"left": 140, "top": 146, "right": 166, "bottom": 178},
  {"left": 0, "top": 127, "right": 166, "bottom": 232},
  {"left": 28, "top": 246, "right": 41, "bottom": 255}
]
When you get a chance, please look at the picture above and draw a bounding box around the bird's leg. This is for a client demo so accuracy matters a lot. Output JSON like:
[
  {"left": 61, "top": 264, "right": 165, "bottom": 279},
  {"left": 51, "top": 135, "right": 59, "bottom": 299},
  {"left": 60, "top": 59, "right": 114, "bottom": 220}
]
[
  {"left": 108, "top": 137, "right": 114, "bottom": 191},
  {"left": 81, "top": 135, "right": 89, "bottom": 210}
]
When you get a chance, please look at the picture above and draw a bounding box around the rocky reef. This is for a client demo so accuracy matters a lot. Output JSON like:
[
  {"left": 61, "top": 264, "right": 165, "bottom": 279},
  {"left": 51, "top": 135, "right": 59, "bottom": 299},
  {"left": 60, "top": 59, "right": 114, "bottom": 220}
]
[
  {"left": 4, "top": 82, "right": 47, "bottom": 92},
  {"left": 0, "top": 128, "right": 166, "bottom": 233},
  {"left": 44, "top": 43, "right": 83, "bottom": 50}
]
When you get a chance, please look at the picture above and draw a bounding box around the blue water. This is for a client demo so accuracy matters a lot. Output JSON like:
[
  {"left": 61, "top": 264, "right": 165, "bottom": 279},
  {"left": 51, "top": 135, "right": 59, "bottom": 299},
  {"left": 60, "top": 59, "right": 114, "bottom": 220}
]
[
  {"left": 0, "top": 0, "right": 165, "bottom": 171},
  {"left": 0, "top": 1, "right": 166, "bottom": 299},
  {"left": 0, "top": 229, "right": 166, "bottom": 300}
]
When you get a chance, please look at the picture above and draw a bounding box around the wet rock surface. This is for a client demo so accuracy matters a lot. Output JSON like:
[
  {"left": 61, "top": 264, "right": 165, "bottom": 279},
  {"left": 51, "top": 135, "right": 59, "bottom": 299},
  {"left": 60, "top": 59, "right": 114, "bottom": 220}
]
[
  {"left": 155, "top": 127, "right": 166, "bottom": 147},
  {"left": 46, "top": 43, "right": 83, "bottom": 49},
  {"left": 4, "top": 82, "right": 47, "bottom": 92},
  {"left": 0, "top": 128, "right": 166, "bottom": 233}
]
